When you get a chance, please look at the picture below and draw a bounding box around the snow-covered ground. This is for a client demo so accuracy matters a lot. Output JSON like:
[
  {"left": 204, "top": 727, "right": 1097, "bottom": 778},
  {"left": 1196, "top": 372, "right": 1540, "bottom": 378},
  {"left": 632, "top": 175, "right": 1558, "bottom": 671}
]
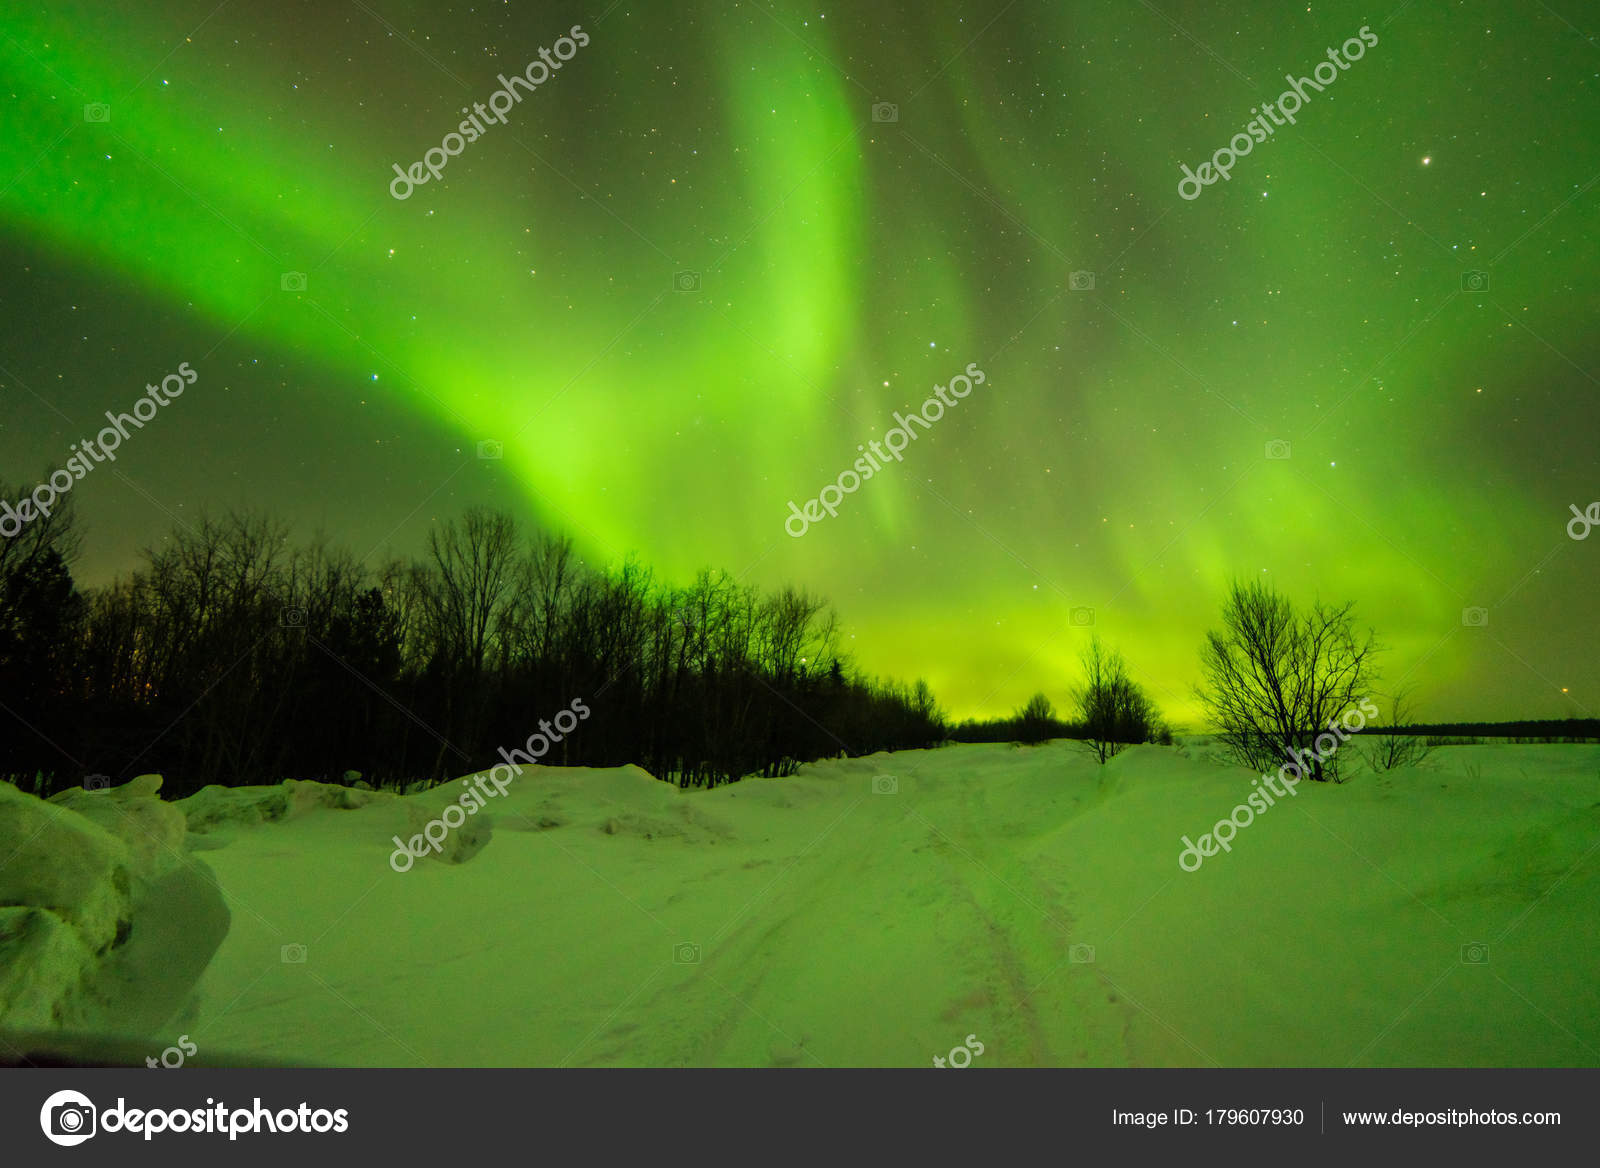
[{"left": 4, "top": 741, "right": 1598, "bottom": 1066}]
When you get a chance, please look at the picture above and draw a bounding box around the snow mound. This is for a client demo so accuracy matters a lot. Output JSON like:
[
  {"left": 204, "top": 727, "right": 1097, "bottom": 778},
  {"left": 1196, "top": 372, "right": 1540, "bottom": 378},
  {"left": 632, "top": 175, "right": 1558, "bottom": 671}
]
[
  {"left": 1, "top": 775, "right": 233, "bottom": 1039},
  {"left": 0, "top": 781, "right": 135, "bottom": 955},
  {"left": 50, "top": 774, "right": 187, "bottom": 879},
  {"left": 489, "top": 764, "right": 736, "bottom": 842},
  {"left": 401, "top": 798, "right": 493, "bottom": 866},
  {"left": 177, "top": 778, "right": 389, "bottom": 834},
  {"left": 0, "top": 781, "right": 136, "bottom": 1029},
  {"left": 598, "top": 800, "right": 734, "bottom": 843},
  {"left": 0, "top": 908, "right": 97, "bottom": 1031},
  {"left": 536, "top": 764, "right": 674, "bottom": 810}
]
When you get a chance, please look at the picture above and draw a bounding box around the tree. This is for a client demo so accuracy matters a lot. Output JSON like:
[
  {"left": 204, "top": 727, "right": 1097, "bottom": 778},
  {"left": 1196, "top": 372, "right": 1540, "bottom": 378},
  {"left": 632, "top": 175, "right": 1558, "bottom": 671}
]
[
  {"left": 411, "top": 508, "right": 520, "bottom": 775},
  {"left": 1196, "top": 580, "right": 1379, "bottom": 782},
  {"left": 0, "top": 546, "right": 84, "bottom": 705},
  {"left": 1361, "top": 686, "right": 1433, "bottom": 772},
  {"left": 5, "top": 499, "right": 954, "bottom": 794},
  {"left": 1015, "top": 693, "right": 1057, "bottom": 744},
  {"left": 134, "top": 510, "right": 296, "bottom": 792},
  {"left": 0, "top": 474, "right": 83, "bottom": 585},
  {"left": 1073, "top": 636, "right": 1156, "bottom": 763},
  {"left": 414, "top": 507, "right": 519, "bottom": 678}
]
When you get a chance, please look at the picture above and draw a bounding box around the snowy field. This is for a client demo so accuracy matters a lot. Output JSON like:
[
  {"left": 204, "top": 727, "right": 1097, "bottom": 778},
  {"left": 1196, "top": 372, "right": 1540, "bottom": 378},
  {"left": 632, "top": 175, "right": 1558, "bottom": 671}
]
[{"left": 4, "top": 740, "right": 1599, "bottom": 1067}]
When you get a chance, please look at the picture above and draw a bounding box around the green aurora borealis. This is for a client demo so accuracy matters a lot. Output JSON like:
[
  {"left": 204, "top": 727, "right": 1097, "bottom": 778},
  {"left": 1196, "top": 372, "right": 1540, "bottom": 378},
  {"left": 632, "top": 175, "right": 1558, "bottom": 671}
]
[{"left": 1, "top": 0, "right": 1596, "bottom": 723}]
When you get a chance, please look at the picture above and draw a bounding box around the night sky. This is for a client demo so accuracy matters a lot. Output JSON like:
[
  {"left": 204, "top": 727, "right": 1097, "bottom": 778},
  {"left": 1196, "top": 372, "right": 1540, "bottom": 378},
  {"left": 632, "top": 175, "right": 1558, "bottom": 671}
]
[{"left": 1, "top": 0, "right": 1595, "bottom": 723}]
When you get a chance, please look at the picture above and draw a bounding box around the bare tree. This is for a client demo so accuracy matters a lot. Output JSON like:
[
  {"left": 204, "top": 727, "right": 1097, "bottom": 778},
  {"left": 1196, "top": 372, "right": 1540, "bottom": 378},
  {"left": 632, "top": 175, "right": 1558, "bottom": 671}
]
[
  {"left": 1015, "top": 693, "right": 1057, "bottom": 744},
  {"left": 413, "top": 507, "right": 519, "bottom": 677},
  {"left": 1196, "top": 580, "right": 1379, "bottom": 782},
  {"left": 0, "top": 477, "right": 84, "bottom": 741},
  {"left": 16, "top": 499, "right": 955, "bottom": 794},
  {"left": 123, "top": 511, "right": 295, "bottom": 788},
  {"left": 408, "top": 508, "right": 521, "bottom": 775},
  {"left": 1074, "top": 635, "right": 1156, "bottom": 763},
  {"left": 1361, "top": 686, "right": 1433, "bottom": 772},
  {"left": 499, "top": 533, "right": 578, "bottom": 667},
  {"left": 0, "top": 474, "right": 83, "bottom": 580}
]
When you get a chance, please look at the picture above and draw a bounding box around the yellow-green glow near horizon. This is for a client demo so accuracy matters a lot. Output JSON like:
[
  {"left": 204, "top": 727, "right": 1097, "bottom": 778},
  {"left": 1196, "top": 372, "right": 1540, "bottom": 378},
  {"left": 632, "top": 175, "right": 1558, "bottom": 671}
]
[{"left": 2, "top": 0, "right": 1595, "bottom": 724}]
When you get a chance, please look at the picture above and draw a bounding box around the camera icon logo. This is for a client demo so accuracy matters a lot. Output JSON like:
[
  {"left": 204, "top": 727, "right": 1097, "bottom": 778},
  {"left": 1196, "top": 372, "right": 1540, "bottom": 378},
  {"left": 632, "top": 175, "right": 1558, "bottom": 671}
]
[
  {"left": 673, "top": 941, "right": 701, "bottom": 964},
  {"left": 83, "top": 103, "right": 110, "bottom": 123},
  {"left": 477, "top": 439, "right": 504, "bottom": 460},
  {"left": 1070, "top": 606, "right": 1095, "bottom": 627},
  {"left": 1069, "top": 270, "right": 1095, "bottom": 292},
  {"left": 280, "top": 271, "right": 308, "bottom": 292},
  {"left": 1461, "top": 607, "right": 1489, "bottom": 627},
  {"left": 1069, "top": 943, "right": 1096, "bottom": 964},
  {"left": 1460, "top": 942, "right": 1489, "bottom": 965},
  {"left": 40, "top": 1090, "right": 97, "bottom": 1146},
  {"left": 871, "top": 774, "right": 898, "bottom": 795},
  {"left": 871, "top": 101, "right": 898, "bottom": 123},
  {"left": 674, "top": 270, "right": 701, "bottom": 292},
  {"left": 1461, "top": 270, "right": 1490, "bottom": 292},
  {"left": 280, "top": 607, "right": 307, "bottom": 628},
  {"left": 1265, "top": 439, "right": 1292, "bottom": 460},
  {"left": 83, "top": 774, "right": 110, "bottom": 791},
  {"left": 281, "top": 943, "right": 308, "bottom": 964}
]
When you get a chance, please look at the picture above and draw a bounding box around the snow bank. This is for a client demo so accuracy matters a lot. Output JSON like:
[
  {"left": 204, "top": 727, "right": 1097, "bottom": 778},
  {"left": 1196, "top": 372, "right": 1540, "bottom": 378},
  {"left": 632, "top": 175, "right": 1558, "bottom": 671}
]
[
  {"left": 177, "top": 778, "right": 388, "bottom": 835},
  {"left": 0, "top": 777, "right": 158, "bottom": 1030}
]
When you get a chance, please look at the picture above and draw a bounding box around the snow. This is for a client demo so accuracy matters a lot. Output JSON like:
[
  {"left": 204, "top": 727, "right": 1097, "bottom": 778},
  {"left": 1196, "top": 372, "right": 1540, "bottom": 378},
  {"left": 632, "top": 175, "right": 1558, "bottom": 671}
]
[
  {"left": 2, "top": 741, "right": 1598, "bottom": 1065},
  {"left": 0, "top": 775, "right": 166, "bottom": 1032}
]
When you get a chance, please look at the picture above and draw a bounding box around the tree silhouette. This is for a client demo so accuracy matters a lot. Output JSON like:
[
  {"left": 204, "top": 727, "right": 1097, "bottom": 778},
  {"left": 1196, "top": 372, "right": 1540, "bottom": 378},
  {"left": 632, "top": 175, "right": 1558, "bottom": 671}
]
[
  {"left": 1073, "top": 636, "right": 1157, "bottom": 763},
  {"left": 1196, "top": 580, "right": 1379, "bottom": 782}
]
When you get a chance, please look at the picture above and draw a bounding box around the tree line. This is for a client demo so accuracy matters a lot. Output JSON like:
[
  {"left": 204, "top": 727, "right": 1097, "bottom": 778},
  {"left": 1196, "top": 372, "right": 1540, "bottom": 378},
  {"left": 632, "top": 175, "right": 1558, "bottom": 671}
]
[
  {"left": 0, "top": 491, "right": 946, "bottom": 798},
  {"left": 1, "top": 475, "right": 1464, "bottom": 797},
  {"left": 950, "top": 637, "right": 1170, "bottom": 759}
]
